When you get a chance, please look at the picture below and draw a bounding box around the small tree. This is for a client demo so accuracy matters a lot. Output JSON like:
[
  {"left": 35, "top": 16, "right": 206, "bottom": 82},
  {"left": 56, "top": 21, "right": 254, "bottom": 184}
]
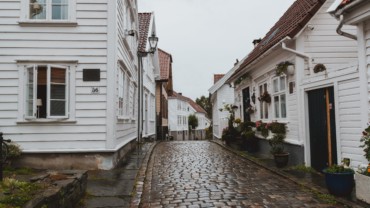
[{"left": 188, "top": 114, "right": 199, "bottom": 140}]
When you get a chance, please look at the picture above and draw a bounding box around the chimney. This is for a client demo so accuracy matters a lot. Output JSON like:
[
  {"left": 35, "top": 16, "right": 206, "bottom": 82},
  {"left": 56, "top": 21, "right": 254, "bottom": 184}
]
[
  {"left": 214, "top": 74, "right": 225, "bottom": 84},
  {"left": 253, "top": 38, "right": 262, "bottom": 47},
  {"left": 178, "top": 92, "right": 182, "bottom": 96}
]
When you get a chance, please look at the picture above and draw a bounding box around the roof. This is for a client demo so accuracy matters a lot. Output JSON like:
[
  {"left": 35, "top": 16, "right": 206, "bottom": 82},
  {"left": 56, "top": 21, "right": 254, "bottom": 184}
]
[
  {"left": 138, "top": 13, "right": 152, "bottom": 53},
  {"left": 233, "top": 0, "right": 325, "bottom": 77},
  {"left": 214, "top": 74, "right": 225, "bottom": 84},
  {"left": 158, "top": 48, "right": 173, "bottom": 81},
  {"left": 169, "top": 91, "right": 207, "bottom": 114}
]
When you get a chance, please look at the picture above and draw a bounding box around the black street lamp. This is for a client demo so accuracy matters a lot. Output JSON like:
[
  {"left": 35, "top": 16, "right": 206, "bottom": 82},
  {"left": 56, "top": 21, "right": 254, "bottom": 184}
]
[{"left": 137, "top": 33, "right": 158, "bottom": 149}]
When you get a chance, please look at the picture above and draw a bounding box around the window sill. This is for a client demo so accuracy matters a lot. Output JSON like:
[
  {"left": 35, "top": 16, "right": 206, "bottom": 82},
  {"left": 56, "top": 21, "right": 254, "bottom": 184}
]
[
  {"left": 17, "top": 119, "right": 76, "bottom": 124},
  {"left": 18, "top": 21, "right": 78, "bottom": 27}
]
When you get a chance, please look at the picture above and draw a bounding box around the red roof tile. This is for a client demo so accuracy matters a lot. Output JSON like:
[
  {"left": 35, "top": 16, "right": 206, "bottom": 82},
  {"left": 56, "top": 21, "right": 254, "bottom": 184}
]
[
  {"left": 234, "top": 0, "right": 325, "bottom": 76},
  {"left": 158, "top": 48, "right": 173, "bottom": 81},
  {"left": 214, "top": 74, "right": 225, "bottom": 84},
  {"left": 138, "top": 13, "right": 152, "bottom": 53}
]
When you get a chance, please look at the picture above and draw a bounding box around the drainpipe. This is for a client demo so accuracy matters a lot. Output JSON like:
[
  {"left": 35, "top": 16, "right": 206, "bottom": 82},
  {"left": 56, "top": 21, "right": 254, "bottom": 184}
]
[
  {"left": 281, "top": 37, "right": 313, "bottom": 74},
  {"left": 336, "top": 15, "right": 357, "bottom": 40}
]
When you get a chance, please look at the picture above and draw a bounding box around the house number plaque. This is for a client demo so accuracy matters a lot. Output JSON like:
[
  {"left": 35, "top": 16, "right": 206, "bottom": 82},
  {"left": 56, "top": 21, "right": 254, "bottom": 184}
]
[{"left": 91, "top": 87, "right": 100, "bottom": 94}]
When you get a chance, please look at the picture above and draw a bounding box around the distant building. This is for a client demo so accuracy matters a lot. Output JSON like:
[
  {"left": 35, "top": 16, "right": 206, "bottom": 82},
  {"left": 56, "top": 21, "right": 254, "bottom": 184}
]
[
  {"left": 156, "top": 49, "right": 173, "bottom": 140},
  {"left": 168, "top": 92, "right": 209, "bottom": 140}
]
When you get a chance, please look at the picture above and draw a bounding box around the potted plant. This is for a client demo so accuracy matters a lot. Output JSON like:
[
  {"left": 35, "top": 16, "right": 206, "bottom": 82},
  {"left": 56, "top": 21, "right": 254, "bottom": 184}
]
[
  {"left": 241, "top": 122, "right": 258, "bottom": 153},
  {"left": 268, "top": 122, "right": 289, "bottom": 168},
  {"left": 258, "top": 91, "right": 271, "bottom": 103},
  {"left": 323, "top": 163, "right": 354, "bottom": 197},
  {"left": 355, "top": 125, "right": 370, "bottom": 203},
  {"left": 275, "top": 61, "right": 294, "bottom": 76}
]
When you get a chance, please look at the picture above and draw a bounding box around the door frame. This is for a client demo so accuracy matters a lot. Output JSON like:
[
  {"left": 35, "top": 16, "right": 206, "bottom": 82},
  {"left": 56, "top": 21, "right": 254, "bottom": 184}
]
[{"left": 303, "top": 82, "right": 342, "bottom": 167}]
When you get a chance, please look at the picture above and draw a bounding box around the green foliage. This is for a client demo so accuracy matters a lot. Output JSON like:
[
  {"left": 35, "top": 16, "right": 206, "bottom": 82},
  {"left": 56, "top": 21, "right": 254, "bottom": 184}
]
[
  {"left": 269, "top": 133, "right": 286, "bottom": 154},
  {"left": 324, "top": 164, "right": 354, "bottom": 174},
  {"left": 195, "top": 95, "right": 212, "bottom": 118},
  {"left": 7, "top": 143, "right": 21, "bottom": 159},
  {"left": 0, "top": 177, "right": 41, "bottom": 207},
  {"left": 234, "top": 73, "right": 250, "bottom": 86},
  {"left": 269, "top": 122, "right": 286, "bottom": 134},
  {"left": 3, "top": 167, "right": 34, "bottom": 176},
  {"left": 241, "top": 130, "right": 255, "bottom": 140},
  {"left": 360, "top": 125, "right": 370, "bottom": 162},
  {"left": 188, "top": 114, "right": 198, "bottom": 130},
  {"left": 275, "top": 61, "right": 293, "bottom": 76},
  {"left": 286, "top": 165, "right": 316, "bottom": 173}
]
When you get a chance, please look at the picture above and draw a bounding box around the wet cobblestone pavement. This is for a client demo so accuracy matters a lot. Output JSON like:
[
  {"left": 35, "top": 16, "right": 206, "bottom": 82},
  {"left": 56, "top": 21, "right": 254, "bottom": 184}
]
[{"left": 140, "top": 141, "right": 344, "bottom": 208}]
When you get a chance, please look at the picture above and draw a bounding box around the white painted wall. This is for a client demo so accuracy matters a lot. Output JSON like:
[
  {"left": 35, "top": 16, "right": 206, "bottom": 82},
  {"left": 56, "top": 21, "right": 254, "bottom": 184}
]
[{"left": 0, "top": 0, "right": 141, "bottom": 156}]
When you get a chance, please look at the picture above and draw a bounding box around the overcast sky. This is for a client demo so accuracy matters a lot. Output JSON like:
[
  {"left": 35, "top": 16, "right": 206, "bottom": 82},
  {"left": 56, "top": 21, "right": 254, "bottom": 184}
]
[{"left": 139, "top": 0, "right": 296, "bottom": 100}]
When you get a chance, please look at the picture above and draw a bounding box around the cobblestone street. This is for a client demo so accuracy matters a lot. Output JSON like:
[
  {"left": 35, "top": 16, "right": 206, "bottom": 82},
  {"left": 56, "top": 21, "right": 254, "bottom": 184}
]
[{"left": 140, "top": 141, "right": 343, "bottom": 208}]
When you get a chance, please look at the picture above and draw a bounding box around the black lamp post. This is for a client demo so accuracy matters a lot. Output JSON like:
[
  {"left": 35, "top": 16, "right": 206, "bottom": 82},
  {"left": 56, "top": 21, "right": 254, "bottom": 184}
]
[{"left": 137, "top": 33, "right": 158, "bottom": 149}]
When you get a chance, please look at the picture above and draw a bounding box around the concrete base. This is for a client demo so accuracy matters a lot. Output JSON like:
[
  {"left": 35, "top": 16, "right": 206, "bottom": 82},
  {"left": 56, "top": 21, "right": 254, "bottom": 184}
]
[
  {"left": 13, "top": 140, "right": 138, "bottom": 170},
  {"left": 355, "top": 172, "right": 370, "bottom": 204},
  {"left": 255, "top": 137, "right": 304, "bottom": 166}
]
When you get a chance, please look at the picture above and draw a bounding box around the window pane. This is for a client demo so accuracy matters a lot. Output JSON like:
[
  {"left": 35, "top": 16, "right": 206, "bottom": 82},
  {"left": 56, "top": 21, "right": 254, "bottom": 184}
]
[
  {"left": 51, "top": 67, "right": 66, "bottom": 84},
  {"left": 281, "top": 94, "right": 287, "bottom": 118},
  {"left": 30, "top": 0, "right": 46, "bottom": 19},
  {"left": 274, "top": 96, "right": 280, "bottom": 118},
  {"left": 273, "top": 79, "right": 279, "bottom": 93},
  {"left": 280, "top": 76, "right": 286, "bottom": 91},
  {"left": 50, "top": 85, "right": 66, "bottom": 99},
  {"left": 50, "top": 100, "right": 66, "bottom": 116},
  {"left": 52, "top": 0, "right": 68, "bottom": 20},
  {"left": 26, "top": 68, "right": 34, "bottom": 116}
]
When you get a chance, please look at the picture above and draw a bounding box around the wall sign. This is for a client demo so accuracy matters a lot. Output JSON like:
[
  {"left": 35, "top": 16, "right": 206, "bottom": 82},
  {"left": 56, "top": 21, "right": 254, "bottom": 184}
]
[
  {"left": 91, "top": 87, "right": 100, "bottom": 94},
  {"left": 83, "top": 69, "right": 100, "bottom": 81}
]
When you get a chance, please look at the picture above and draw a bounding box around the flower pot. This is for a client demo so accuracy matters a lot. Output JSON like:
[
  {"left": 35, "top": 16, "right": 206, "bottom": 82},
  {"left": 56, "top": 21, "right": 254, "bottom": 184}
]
[
  {"left": 355, "top": 172, "right": 370, "bottom": 204},
  {"left": 273, "top": 152, "right": 289, "bottom": 168},
  {"left": 323, "top": 170, "right": 354, "bottom": 197}
]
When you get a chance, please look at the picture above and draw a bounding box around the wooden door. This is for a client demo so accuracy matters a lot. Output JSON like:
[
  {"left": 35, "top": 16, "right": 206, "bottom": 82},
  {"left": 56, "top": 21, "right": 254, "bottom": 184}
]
[{"left": 308, "top": 87, "right": 337, "bottom": 172}]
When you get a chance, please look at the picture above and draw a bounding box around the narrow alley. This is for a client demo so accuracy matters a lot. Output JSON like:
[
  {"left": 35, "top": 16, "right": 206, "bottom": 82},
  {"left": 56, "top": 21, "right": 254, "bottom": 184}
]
[{"left": 139, "top": 141, "right": 343, "bottom": 208}]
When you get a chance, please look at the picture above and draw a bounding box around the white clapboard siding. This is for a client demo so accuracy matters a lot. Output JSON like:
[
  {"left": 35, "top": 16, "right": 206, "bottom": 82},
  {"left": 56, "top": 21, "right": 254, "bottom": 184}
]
[
  {"left": 0, "top": 0, "right": 120, "bottom": 152},
  {"left": 338, "top": 78, "right": 363, "bottom": 167},
  {"left": 365, "top": 20, "right": 370, "bottom": 121}
]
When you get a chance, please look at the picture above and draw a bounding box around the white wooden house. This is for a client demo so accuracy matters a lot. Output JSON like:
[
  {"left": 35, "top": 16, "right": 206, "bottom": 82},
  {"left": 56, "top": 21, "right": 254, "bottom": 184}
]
[
  {"left": 168, "top": 92, "right": 208, "bottom": 140},
  {"left": 138, "top": 12, "right": 158, "bottom": 139},
  {"left": 227, "top": 0, "right": 361, "bottom": 170},
  {"left": 0, "top": 0, "right": 154, "bottom": 170},
  {"left": 209, "top": 61, "right": 245, "bottom": 140},
  {"left": 328, "top": 0, "right": 370, "bottom": 166}
]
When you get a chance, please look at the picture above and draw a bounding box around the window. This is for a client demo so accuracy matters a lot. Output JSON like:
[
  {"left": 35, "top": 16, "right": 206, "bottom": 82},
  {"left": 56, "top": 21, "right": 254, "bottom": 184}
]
[
  {"left": 132, "top": 84, "right": 137, "bottom": 118},
  {"left": 118, "top": 66, "right": 132, "bottom": 119},
  {"left": 259, "top": 83, "right": 269, "bottom": 120},
  {"left": 29, "top": 0, "right": 69, "bottom": 20},
  {"left": 273, "top": 76, "right": 287, "bottom": 119},
  {"left": 25, "top": 64, "right": 68, "bottom": 119}
]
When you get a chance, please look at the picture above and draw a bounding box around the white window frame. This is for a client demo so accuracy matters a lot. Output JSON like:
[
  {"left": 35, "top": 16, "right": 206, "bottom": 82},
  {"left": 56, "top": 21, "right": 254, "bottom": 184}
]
[
  {"left": 118, "top": 65, "right": 133, "bottom": 120},
  {"left": 272, "top": 76, "right": 287, "bottom": 119},
  {"left": 20, "top": 63, "right": 74, "bottom": 122},
  {"left": 259, "top": 82, "right": 269, "bottom": 120},
  {"left": 20, "top": 0, "right": 77, "bottom": 24}
]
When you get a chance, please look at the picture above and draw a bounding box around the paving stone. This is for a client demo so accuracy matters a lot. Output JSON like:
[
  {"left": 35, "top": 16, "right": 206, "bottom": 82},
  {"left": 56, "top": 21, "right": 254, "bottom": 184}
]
[{"left": 140, "top": 141, "right": 347, "bottom": 207}]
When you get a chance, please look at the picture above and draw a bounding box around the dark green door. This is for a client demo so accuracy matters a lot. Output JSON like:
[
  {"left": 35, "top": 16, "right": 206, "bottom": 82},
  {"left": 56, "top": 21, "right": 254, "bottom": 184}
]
[
  {"left": 242, "top": 87, "right": 251, "bottom": 122},
  {"left": 308, "top": 87, "right": 337, "bottom": 172}
]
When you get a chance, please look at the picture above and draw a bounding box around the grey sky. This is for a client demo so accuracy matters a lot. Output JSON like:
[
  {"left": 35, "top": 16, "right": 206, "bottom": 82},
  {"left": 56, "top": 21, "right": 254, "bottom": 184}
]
[{"left": 139, "top": 0, "right": 296, "bottom": 100}]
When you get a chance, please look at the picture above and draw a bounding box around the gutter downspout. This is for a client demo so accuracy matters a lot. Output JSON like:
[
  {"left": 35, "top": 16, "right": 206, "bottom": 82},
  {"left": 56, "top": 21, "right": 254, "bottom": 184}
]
[
  {"left": 281, "top": 37, "right": 313, "bottom": 75},
  {"left": 336, "top": 15, "right": 357, "bottom": 40}
]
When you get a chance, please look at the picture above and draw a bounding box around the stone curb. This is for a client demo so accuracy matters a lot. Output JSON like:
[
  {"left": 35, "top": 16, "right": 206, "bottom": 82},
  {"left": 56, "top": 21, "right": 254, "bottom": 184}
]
[
  {"left": 129, "top": 141, "right": 159, "bottom": 208},
  {"left": 210, "top": 140, "right": 364, "bottom": 208}
]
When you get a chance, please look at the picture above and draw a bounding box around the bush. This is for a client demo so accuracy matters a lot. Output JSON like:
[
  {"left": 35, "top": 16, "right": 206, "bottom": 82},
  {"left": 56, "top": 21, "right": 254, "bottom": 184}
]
[
  {"left": 269, "top": 122, "right": 286, "bottom": 134},
  {"left": 7, "top": 143, "right": 22, "bottom": 159}
]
